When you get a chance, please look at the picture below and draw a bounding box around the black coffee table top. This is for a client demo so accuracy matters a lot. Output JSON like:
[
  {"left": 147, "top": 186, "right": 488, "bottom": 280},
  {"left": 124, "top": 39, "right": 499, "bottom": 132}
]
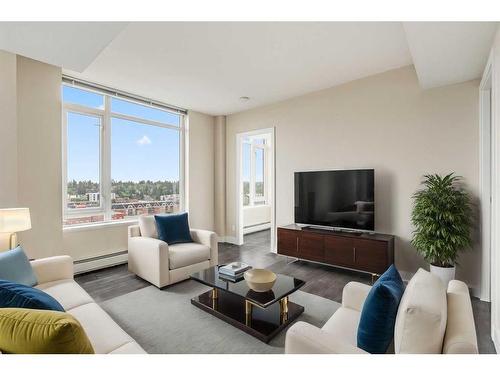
[{"left": 190, "top": 265, "right": 305, "bottom": 308}]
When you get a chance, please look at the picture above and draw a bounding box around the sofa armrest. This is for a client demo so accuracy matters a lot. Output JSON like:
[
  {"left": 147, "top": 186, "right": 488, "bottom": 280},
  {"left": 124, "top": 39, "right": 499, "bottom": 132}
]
[
  {"left": 285, "top": 321, "right": 368, "bottom": 354},
  {"left": 342, "top": 281, "right": 372, "bottom": 312},
  {"left": 190, "top": 229, "right": 218, "bottom": 266},
  {"left": 30, "top": 256, "right": 74, "bottom": 284},
  {"left": 442, "top": 280, "right": 478, "bottom": 354},
  {"left": 128, "top": 236, "right": 170, "bottom": 288}
]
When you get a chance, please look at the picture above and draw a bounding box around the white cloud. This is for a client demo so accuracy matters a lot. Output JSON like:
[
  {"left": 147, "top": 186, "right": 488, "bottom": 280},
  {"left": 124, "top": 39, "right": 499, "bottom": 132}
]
[{"left": 137, "top": 135, "right": 152, "bottom": 146}]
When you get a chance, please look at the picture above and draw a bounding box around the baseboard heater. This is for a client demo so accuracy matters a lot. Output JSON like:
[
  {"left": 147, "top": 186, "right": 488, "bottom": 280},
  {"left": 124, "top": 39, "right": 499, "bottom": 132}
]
[{"left": 74, "top": 251, "right": 128, "bottom": 275}]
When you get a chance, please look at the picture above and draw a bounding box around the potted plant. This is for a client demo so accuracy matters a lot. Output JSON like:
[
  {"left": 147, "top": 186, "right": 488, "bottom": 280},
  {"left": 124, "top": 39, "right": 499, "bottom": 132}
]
[{"left": 411, "top": 173, "right": 472, "bottom": 285}]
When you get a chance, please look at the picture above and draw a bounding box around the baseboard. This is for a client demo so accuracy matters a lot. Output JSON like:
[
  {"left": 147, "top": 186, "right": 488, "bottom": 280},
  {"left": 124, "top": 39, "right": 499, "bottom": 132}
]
[
  {"left": 74, "top": 251, "right": 128, "bottom": 274},
  {"left": 493, "top": 326, "right": 500, "bottom": 353},
  {"left": 223, "top": 236, "right": 240, "bottom": 245},
  {"left": 243, "top": 223, "right": 271, "bottom": 234}
]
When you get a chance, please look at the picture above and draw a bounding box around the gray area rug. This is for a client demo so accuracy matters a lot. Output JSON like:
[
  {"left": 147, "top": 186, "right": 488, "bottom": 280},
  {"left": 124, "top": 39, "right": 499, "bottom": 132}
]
[{"left": 101, "top": 280, "right": 340, "bottom": 354}]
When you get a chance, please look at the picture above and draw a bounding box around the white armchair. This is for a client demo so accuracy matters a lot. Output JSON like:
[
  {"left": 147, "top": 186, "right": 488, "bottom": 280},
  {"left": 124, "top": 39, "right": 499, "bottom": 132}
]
[{"left": 127, "top": 215, "right": 218, "bottom": 288}]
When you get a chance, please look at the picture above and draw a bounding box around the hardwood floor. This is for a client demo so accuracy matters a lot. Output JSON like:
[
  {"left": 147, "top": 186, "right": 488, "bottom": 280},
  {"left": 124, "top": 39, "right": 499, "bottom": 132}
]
[{"left": 75, "top": 229, "right": 496, "bottom": 353}]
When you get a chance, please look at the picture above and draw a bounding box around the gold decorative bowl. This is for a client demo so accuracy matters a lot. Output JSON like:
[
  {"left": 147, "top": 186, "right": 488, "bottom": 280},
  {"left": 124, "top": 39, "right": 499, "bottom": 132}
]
[{"left": 244, "top": 269, "right": 277, "bottom": 292}]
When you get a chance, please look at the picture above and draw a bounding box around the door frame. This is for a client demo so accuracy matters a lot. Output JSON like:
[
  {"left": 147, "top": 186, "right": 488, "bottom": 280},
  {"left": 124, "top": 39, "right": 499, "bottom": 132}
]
[
  {"left": 480, "top": 53, "right": 493, "bottom": 302},
  {"left": 235, "top": 127, "right": 276, "bottom": 251}
]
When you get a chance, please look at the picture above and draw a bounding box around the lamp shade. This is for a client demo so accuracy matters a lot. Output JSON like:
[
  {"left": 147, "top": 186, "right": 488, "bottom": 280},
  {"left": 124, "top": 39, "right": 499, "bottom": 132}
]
[{"left": 0, "top": 208, "right": 32, "bottom": 233}]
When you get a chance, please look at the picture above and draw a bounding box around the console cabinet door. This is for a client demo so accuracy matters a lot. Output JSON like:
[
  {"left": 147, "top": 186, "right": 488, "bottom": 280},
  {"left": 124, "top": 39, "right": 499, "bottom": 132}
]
[
  {"left": 324, "top": 236, "right": 354, "bottom": 268},
  {"left": 277, "top": 229, "right": 299, "bottom": 257},
  {"left": 298, "top": 232, "right": 324, "bottom": 262},
  {"left": 353, "top": 238, "right": 389, "bottom": 274}
]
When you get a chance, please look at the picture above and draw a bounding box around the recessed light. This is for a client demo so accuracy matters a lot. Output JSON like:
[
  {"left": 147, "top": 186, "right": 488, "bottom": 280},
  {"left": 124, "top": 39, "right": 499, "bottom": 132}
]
[{"left": 239, "top": 96, "right": 250, "bottom": 101}]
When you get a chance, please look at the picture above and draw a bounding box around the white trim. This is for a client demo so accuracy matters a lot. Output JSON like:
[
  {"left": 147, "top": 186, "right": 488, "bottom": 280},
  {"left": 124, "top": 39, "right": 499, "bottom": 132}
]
[
  {"left": 243, "top": 223, "right": 271, "bottom": 234},
  {"left": 235, "top": 127, "right": 276, "bottom": 252},
  {"left": 62, "top": 218, "right": 138, "bottom": 233},
  {"left": 480, "top": 55, "right": 493, "bottom": 302},
  {"left": 73, "top": 252, "right": 128, "bottom": 274}
]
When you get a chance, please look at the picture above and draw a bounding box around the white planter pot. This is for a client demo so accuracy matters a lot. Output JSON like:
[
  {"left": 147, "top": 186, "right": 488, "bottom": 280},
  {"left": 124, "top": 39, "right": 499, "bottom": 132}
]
[{"left": 430, "top": 264, "right": 456, "bottom": 286}]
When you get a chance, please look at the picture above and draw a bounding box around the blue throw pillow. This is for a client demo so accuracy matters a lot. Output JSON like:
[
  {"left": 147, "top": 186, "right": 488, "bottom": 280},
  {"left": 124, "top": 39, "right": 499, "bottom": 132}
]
[
  {"left": 357, "top": 264, "right": 405, "bottom": 354},
  {"left": 0, "top": 246, "right": 37, "bottom": 286},
  {"left": 155, "top": 212, "right": 193, "bottom": 245},
  {"left": 0, "top": 279, "right": 64, "bottom": 311}
]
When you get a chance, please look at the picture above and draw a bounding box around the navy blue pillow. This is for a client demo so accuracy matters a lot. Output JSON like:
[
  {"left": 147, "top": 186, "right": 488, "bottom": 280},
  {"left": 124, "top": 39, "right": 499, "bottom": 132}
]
[
  {"left": 155, "top": 212, "right": 193, "bottom": 245},
  {"left": 0, "top": 279, "right": 64, "bottom": 312},
  {"left": 357, "top": 265, "right": 405, "bottom": 354}
]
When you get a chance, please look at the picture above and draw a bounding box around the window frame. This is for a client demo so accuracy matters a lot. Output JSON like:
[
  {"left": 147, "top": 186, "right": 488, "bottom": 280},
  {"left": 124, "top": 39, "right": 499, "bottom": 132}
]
[
  {"left": 242, "top": 138, "right": 268, "bottom": 207},
  {"left": 62, "top": 83, "right": 186, "bottom": 227}
]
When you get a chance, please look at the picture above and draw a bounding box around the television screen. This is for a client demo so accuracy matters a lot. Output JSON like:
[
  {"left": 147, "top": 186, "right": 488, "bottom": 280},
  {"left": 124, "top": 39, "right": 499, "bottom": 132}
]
[{"left": 294, "top": 169, "right": 374, "bottom": 231}]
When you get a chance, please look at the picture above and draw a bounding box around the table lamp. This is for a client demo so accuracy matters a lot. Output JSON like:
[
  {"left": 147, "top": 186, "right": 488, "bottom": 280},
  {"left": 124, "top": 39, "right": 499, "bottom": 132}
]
[{"left": 0, "top": 208, "right": 32, "bottom": 249}]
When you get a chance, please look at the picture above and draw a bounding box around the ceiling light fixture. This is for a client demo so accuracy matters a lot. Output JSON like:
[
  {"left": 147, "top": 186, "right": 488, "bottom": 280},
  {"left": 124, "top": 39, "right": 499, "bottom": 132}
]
[{"left": 239, "top": 96, "right": 250, "bottom": 101}]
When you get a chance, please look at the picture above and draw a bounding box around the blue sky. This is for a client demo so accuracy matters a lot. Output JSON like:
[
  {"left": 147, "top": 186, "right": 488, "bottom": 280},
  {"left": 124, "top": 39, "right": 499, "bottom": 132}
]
[{"left": 64, "top": 86, "right": 180, "bottom": 182}]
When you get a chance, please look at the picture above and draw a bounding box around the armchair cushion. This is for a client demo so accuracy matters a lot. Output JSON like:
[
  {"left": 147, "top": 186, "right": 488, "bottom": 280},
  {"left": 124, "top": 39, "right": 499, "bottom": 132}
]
[
  {"left": 168, "top": 243, "right": 210, "bottom": 270},
  {"left": 357, "top": 265, "right": 405, "bottom": 354},
  {"left": 138, "top": 215, "right": 158, "bottom": 239},
  {"left": 155, "top": 212, "right": 193, "bottom": 245}
]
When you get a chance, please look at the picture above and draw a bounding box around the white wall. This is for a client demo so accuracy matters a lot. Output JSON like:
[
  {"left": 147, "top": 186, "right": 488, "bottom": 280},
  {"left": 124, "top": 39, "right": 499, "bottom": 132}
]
[
  {"left": 226, "top": 65, "right": 481, "bottom": 290},
  {"left": 0, "top": 51, "right": 18, "bottom": 249}
]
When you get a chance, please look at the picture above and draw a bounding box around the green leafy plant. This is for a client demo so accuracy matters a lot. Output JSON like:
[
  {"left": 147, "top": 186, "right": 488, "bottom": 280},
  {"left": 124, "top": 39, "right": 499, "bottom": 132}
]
[{"left": 411, "top": 173, "right": 472, "bottom": 267}]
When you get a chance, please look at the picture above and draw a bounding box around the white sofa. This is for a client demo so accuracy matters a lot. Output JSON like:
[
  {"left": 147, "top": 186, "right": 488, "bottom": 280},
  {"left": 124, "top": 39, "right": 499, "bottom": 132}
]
[
  {"left": 127, "top": 215, "right": 218, "bottom": 288},
  {"left": 31, "top": 256, "right": 145, "bottom": 354},
  {"left": 285, "top": 268, "right": 478, "bottom": 354}
]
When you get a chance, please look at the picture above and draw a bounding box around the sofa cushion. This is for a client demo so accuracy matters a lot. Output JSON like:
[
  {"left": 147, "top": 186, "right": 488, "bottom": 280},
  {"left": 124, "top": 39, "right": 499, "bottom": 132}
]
[
  {"left": 68, "top": 302, "right": 137, "bottom": 354},
  {"left": 357, "top": 265, "right": 405, "bottom": 354},
  {"left": 394, "top": 268, "right": 447, "bottom": 353},
  {"left": 0, "top": 246, "right": 37, "bottom": 286},
  {"left": 0, "top": 279, "right": 64, "bottom": 311},
  {"left": 36, "top": 279, "right": 93, "bottom": 311},
  {"left": 139, "top": 215, "right": 158, "bottom": 239},
  {"left": 168, "top": 243, "right": 210, "bottom": 270},
  {"left": 155, "top": 212, "right": 193, "bottom": 245},
  {"left": 0, "top": 308, "right": 94, "bottom": 354},
  {"left": 322, "top": 307, "right": 361, "bottom": 347}
]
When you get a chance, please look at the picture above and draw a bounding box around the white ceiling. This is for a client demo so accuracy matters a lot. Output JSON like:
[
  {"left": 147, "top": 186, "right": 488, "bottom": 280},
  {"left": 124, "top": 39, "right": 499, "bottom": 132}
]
[
  {"left": 0, "top": 22, "right": 497, "bottom": 115},
  {"left": 0, "top": 22, "right": 127, "bottom": 71}
]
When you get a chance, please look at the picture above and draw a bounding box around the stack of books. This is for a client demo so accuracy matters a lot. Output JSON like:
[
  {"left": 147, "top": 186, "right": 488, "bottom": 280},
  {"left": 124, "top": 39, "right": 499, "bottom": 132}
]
[{"left": 218, "top": 262, "right": 252, "bottom": 282}]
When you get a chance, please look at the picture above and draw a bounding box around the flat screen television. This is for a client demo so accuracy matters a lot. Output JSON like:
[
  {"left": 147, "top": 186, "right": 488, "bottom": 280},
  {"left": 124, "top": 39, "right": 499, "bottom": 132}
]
[{"left": 294, "top": 169, "right": 374, "bottom": 231}]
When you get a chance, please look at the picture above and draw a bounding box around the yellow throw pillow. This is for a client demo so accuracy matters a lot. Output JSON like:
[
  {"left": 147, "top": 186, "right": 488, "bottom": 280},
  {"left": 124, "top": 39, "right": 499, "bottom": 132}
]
[{"left": 0, "top": 308, "right": 94, "bottom": 354}]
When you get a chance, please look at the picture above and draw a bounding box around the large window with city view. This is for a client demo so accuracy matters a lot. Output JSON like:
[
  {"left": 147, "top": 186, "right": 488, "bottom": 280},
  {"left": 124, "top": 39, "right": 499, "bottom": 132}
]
[
  {"left": 242, "top": 136, "right": 267, "bottom": 206},
  {"left": 62, "top": 83, "right": 184, "bottom": 226}
]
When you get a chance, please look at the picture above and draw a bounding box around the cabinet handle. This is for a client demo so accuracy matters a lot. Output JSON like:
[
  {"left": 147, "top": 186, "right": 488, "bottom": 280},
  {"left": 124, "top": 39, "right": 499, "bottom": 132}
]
[
  {"left": 296, "top": 237, "right": 299, "bottom": 252},
  {"left": 353, "top": 247, "right": 356, "bottom": 263}
]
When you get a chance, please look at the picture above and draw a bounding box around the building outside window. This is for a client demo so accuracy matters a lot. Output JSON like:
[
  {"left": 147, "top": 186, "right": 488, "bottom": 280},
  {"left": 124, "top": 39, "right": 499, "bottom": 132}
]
[{"left": 62, "top": 82, "right": 185, "bottom": 227}]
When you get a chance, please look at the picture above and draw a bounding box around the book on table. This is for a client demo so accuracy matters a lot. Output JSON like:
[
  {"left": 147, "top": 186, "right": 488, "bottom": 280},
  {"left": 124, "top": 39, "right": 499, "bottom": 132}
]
[{"left": 219, "top": 262, "right": 252, "bottom": 277}]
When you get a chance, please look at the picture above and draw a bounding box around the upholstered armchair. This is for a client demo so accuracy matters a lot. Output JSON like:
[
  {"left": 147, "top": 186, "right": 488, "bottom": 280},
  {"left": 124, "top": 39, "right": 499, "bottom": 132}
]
[{"left": 127, "top": 216, "right": 218, "bottom": 288}]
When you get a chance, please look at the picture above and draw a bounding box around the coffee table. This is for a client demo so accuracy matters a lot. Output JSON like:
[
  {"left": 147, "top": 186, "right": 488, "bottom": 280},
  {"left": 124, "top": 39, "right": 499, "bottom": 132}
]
[{"left": 190, "top": 265, "right": 306, "bottom": 343}]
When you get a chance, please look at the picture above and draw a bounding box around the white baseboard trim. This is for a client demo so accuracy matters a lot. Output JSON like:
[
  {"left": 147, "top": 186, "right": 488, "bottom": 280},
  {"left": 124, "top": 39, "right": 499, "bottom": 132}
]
[
  {"left": 74, "top": 251, "right": 128, "bottom": 274},
  {"left": 223, "top": 236, "right": 240, "bottom": 245},
  {"left": 243, "top": 223, "right": 271, "bottom": 234},
  {"left": 493, "top": 326, "right": 500, "bottom": 353}
]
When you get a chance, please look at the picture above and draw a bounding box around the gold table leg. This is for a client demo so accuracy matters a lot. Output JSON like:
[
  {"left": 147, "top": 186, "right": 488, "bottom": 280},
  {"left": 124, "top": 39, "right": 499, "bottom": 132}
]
[
  {"left": 279, "top": 296, "right": 289, "bottom": 324},
  {"left": 211, "top": 288, "right": 218, "bottom": 309},
  {"left": 245, "top": 300, "right": 253, "bottom": 326}
]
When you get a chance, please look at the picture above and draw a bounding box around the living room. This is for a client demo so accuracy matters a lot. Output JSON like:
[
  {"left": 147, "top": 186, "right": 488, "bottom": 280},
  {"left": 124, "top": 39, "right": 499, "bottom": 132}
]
[{"left": 1, "top": 1, "right": 499, "bottom": 372}]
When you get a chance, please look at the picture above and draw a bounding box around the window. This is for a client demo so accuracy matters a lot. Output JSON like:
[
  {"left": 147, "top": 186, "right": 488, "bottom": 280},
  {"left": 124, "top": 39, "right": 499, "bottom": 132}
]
[
  {"left": 242, "top": 137, "right": 268, "bottom": 207},
  {"left": 62, "top": 84, "right": 185, "bottom": 227}
]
